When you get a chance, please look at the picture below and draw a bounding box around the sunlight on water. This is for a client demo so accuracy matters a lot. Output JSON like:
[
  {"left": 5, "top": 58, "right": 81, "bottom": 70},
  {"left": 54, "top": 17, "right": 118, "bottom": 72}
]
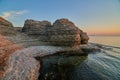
[{"left": 89, "top": 36, "right": 120, "bottom": 47}]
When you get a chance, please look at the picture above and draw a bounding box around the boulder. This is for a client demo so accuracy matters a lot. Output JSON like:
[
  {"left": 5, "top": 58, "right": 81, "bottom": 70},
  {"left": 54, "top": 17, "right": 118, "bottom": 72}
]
[
  {"left": 0, "top": 17, "right": 15, "bottom": 35},
  {"left": 0, "top": 17, "right": 13, "bottom": 27},
  {"left": 1, "top": 50, "right": 40, "bottom": 80},
  {"left": 48, "top": 18, "right": 81, "bottom": 46},
  {"left": 0, "top": 34, "right": 22, "bottom": 78},
  {"left": 22, "top": 19, "right": 51, "bottom": 35}
]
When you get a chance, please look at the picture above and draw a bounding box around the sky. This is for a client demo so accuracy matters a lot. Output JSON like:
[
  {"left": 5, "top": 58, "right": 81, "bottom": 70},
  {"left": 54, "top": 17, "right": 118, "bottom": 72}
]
[{"left": 0, "top": 0, "right": 120, "bottom": 35}]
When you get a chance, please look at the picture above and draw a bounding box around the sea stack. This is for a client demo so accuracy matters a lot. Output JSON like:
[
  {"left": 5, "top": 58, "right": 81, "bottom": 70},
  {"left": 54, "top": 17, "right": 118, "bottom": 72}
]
[{"left": 22, "top": 18, "right": 89, "bottom": 47}]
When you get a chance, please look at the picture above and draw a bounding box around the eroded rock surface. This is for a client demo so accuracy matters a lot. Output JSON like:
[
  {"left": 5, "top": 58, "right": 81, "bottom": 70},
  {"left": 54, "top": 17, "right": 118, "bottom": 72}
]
[
  {"left": 22, "top": 19, "right": 51, "bottom": 35},
  {"left": 47, "top": 19, "right": 81, "bottom": 46},
  {"left": 0, "top": 17, "right": 90, "bottom": 80},
  {"left": 0, "top": 35, "right": 22, "bottom": 78},
  {"left": 1, "top": 46, "right": 82, "bottom": 80},
  {"left": 0, "top": 17, "right": 15, "bottom": 35},
  {"left": 80, "top": 30, "right": 89, "bottom": 44},
  {"left": 22, "top": 18, "right": 89, "bottom": 46}
]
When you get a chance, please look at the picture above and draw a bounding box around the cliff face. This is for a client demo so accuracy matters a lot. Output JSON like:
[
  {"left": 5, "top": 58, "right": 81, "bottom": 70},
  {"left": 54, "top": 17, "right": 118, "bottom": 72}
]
[
  {"left": 22, "top": 19, "right": 51, "bottom": 34},
  {"left": 48, "top": 19, "right": 81, "bottom": 46},
  {"left": 22, "top": 18, "right": 89, "bottom": 47},
  {"left": 80, "top": 30, "right": 89, "bottom": 44},
  {"left": 0, "top": 17, "right": 13, "bottom": 27},
  {"left": 0, "top": 17, "right": 15, "bottom": 35}
]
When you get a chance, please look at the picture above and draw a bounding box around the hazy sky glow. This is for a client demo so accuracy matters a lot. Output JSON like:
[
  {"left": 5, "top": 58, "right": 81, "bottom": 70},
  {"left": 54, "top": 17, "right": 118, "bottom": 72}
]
[{"left": 0, "top": 0, "right": 120, "bottom": 35}]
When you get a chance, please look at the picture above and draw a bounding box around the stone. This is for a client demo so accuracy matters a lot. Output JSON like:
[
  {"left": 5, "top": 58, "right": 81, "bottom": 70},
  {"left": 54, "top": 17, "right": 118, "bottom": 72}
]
[
  {"left": 1, "top": 50, "right": 40, "bottom": 80},
  {"left": 0, "top": 46, "right": 80, "bottom": 80},
  {"left": 22, "top": 18, "right": 89, "bottom": 46},
  {"left": 22, "top": 19, "right": 51, "bottom": 35},
  {"left": 14, "top": 27, "right": 22, "bottom": 32},
  {"left": 80, "top": 30, "right": 89, "bottom": 44},
  {"left": 47, "top": 18, "right": 81, "bottom": 46},
  {"left": 41, "top": 55, "right": 87, "bottom": 80},
  {"left": 0, "top": 34, "right": 22, "bottom": 78},
  {"left": 0, "top": 17, "right": 15, "bottom": 35}
]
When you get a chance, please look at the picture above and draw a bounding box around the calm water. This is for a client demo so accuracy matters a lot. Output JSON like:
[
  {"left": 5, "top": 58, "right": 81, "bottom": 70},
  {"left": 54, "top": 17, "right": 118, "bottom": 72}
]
[
  {"left": 41, "top": 36, "right": 120, "bottom": 80},
  {"left": 89, "top": 36, "right": 120, "bottom": 47},
  {"left": 76, "top": 36, "right": 120, "bottom": 80}
]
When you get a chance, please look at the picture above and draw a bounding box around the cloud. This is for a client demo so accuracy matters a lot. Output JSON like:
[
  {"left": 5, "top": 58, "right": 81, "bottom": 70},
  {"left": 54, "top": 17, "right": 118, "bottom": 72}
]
[{"left": 1, "top": 10, "right": 28, "bottom": 19}]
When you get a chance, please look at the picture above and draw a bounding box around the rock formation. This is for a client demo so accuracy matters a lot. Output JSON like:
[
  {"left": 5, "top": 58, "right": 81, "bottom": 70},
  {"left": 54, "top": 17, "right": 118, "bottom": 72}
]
[
  {"left": 0, "top": 34, "right": 22, "bottom": 78},
  {"left": 22, "top": 18, "right": 89, "bottom": 47},
  {"left": 47, "top": 19, "right": 81, "bottom": 46},
  {"left": 0, "top": 17, "right": 91, "bottom": 80},
  {"left": 0, "top": 17, "right": 15, "bottom": 35},
  {"left": 22, "top": 19, "right": 51, "bottom": 35},
  {"left": 0, "top": 45, "right": 84, "bottom": 80},
  {"left": 80, "top": 30, "right": 89, "bottom": 44}
]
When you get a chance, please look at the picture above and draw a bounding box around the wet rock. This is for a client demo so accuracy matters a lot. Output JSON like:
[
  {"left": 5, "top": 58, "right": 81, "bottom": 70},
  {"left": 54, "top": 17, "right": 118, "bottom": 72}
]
[
  {"left": 0, "top": 45, "right": 87, "bottom": 80},
  {"left": 81, "top": 44, "right": 101, "bottom": 53},
  {"left": 41, "top": 55, "right": 87, "bottom": 80},
  {"left": 0, "top": 42, "right": 85, "bottom": 80}
]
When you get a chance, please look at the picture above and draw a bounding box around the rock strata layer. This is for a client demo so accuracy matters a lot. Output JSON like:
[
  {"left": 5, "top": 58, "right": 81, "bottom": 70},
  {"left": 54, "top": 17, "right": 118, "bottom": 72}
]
[
  {"left": 0, "top": 35, "right": 22, "bottom": 78},
  {"left": 22, "top": 19, "right": 51, "bottom": 35},
  {"left": 22, "top": 18, "right": 89, "bottom": 46},
  {"left": 0, "top": 17, "right": 15, "bottom": 35},
  {"left": 47, "top": 19, "right": 81, "bottom": 46}
]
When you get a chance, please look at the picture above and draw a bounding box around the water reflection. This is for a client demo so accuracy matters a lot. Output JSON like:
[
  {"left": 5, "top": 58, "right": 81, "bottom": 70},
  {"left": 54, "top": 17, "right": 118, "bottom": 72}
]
[
  {"left": 41, "top": 55, "right": 87, "bottom": 80},
  {"left": 40, "top": 47, "right": 120, "bottom": 80}
]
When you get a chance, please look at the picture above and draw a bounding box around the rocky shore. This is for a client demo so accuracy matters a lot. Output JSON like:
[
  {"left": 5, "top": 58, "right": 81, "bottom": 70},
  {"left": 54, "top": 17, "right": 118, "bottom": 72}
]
[{"left": 0, "top": 17, "right": 100, "bottom": 80}]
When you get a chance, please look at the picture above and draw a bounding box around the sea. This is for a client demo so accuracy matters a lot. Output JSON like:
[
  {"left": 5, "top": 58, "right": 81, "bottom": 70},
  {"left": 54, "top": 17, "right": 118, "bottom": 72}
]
[
  {"left": 76, "top": 36, "right": 120, "bottom": 80},
  {"left": 89, "top": 36, "right": 120, "bottom": 47},
  {"left": 41, "top": 36, "right": 120, "bottom": 80}
]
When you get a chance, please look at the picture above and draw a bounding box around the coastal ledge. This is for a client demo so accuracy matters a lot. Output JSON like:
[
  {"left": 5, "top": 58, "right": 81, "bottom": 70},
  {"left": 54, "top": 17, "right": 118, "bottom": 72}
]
[
  {"left": 0, "top": 44, "right": 101, "bottom": 80},
  {"left": 0, "top": 17, "right": 101, "bottom": 80}
]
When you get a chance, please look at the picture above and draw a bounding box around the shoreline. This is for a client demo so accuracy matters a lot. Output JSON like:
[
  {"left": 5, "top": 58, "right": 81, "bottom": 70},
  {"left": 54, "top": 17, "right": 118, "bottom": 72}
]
[{"left": 89, "top": 42, "right": 120, "bottom": 49}]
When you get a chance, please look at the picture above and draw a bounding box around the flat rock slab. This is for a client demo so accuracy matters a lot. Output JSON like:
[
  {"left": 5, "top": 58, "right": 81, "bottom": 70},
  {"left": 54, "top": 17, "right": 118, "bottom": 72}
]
[{"left": 1, "top": 46, "right": 82, "bottom": 80}]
